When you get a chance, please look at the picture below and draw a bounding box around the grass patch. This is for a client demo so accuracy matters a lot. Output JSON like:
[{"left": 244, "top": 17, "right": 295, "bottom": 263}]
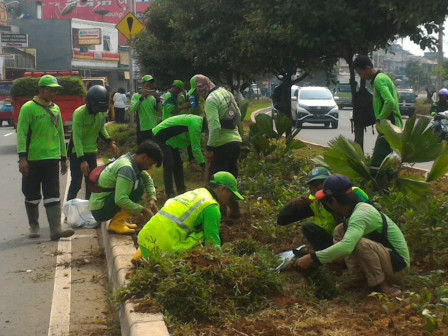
[{"left": 245, "top": 98, "right": 272, "bottom": 121}]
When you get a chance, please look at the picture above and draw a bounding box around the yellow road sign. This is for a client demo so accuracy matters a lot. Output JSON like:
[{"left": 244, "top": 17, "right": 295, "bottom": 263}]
[{"left": 116, "top": 12, "right": 145, "bottom": 41}]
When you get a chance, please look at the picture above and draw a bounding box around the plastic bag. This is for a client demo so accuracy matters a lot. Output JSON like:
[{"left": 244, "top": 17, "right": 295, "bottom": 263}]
[
  {"left": 273, "top": 244, "right": 307, "bottom": 272},
  {"left": 62, "top": 199, "right": 99, "bottom": 229}
]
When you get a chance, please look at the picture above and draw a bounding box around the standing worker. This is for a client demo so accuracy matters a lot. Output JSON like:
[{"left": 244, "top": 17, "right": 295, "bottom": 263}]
[
  {"left": 153, "top": 114, "right": 207, "bottom": 199},
  {"left": 130, "top": 75, "right": 161, "bottom": 144},
  {"left": 67, "top": 85, "right": 120, "bottom": 201},
  {"left": 113, "top": 87, "right": 127, "bottom": 124},
  {"left": 353, "top": 55, "right": 402, "bottom": 170},
  {"left": 162, "top": 80, "right": 190, "bottom": 120},
  {"left": 189, "top": 74, "right": 242, "bottom": 220},
  {"left": 88, "top": 140, "right": 163, "bottom": 234},
  {"left": 17, "top": 75, "right": 74, "bottom": 240}
]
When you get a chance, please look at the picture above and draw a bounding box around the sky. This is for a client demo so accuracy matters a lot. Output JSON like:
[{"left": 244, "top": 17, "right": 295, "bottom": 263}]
[{"left": 399, "top": 19, "right": 448, "bottom": 57}]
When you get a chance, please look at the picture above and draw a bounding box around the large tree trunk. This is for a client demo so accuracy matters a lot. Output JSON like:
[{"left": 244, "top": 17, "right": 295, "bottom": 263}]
[{"left": 347, "top": 54, "right": 365, "bottom": 151}]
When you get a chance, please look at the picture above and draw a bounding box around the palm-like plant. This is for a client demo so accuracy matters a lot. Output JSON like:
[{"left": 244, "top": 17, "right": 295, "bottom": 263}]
[
  {"left": 314, "top": 115, "right": 448, "bottom": 199},
  {"left": 247, "top": 113, "right": 305, "bottom": 156}
]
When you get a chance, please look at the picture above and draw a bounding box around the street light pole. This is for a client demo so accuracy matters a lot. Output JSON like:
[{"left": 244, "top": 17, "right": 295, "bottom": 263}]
[{"left": 129, "top": 0, "right": 136, "bottom": 126}]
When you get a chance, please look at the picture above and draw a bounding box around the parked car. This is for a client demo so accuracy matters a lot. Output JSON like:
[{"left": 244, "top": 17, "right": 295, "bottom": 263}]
[
  {"left": 291, "top": 86, "right": 339, "bottom": 128},
  {"left": 397, "top": 88, "right": 417, "bottom": 117},
  {"left": 335, "top": 83, "right": 353, "bottom": 109}
]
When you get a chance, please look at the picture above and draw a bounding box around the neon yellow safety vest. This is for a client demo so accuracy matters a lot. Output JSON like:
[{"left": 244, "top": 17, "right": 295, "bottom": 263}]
[
  {"left": 309, "top": 194, "right": 336, "bottom": 234},
  {"left": 138, "top": 188, "right": 218, "bottom": 254}
]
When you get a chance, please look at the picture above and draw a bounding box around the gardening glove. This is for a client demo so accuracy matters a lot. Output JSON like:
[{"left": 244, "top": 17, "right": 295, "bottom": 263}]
[
  {"left": 273, "top": 245, "right": 307, "bottom": 272},
  {"left": 434, "top": 114, "right": 444, "bottom": 120}
]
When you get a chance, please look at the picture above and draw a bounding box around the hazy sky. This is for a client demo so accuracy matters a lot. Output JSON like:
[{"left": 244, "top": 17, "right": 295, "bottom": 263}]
[{"left": 399, "top": 19, "right": 447, "bottom": 57}]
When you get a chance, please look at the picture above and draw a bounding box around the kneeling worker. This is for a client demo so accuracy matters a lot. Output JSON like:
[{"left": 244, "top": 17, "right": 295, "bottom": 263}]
[
  {"left": 88, "top": 140, "right": 163, "bottom": 234},
  {"left": 293, "top": 174, "right": 410, "bottom": 297},
  {"left": 135, "top": 171, "right": 243, "bottom": 261}
]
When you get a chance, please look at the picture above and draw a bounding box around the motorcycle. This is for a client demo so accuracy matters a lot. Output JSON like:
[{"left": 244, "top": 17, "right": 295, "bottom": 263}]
[{"left": 432, "top": 111, "right": 448, "bottom": 141}]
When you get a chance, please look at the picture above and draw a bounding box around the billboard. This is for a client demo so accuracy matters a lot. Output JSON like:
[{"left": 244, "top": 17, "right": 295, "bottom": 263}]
[
  {"left": 1, "top": 34, "right": 29, "bottom": 47},
  {"left": 41, "top": 0, "right": 151, "bottom": 23},
  {"left": 77, "top": 28, "right": 102, "bottom": 45}
]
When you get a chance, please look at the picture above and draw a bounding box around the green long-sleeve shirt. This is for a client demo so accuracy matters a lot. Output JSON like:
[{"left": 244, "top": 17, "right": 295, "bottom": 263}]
[
  {"left": 162, "top": 91, "right": 186, "bottom": 120},
  {"left": 88, "top": 153, "right": 156, "bottom": 215},
  {"left": 152, "top": 114, "right": 205, "bottom": 164},
  {"left": 71, "top": 105, "right": 111, "bottom": 159},
  {"left": 205, "top": 87, "right": 242, "bottom": 147},
  {"left": 130, "top": 93, "right": 159, "bottom": 131},
  {"left": 315, "top": 202, "right": 410, "bottom": 267},
  {"left": 17, "top": 98, "right": 67, "bottom": 161},
  {"left": 372, "top": 73, "right": 403, "bottom": 128}
]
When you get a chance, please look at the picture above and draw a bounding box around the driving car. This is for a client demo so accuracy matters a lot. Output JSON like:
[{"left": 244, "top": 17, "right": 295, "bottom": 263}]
[
  {"left": 397, "top": 88, "right": 416, "bottom": 117},
  {"left": 291, "top": 86, "right": 339, "bottom": 128}
]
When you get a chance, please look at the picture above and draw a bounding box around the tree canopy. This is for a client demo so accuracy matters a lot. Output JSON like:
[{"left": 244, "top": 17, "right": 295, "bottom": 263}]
[{"left": 135, "top": 0, "right": 448, "bottom": 95}]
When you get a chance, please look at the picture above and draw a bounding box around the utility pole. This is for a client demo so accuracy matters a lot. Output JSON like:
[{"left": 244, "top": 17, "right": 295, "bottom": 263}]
[{"left": 129, "top": 0, "right": 136, "bottom": 126}]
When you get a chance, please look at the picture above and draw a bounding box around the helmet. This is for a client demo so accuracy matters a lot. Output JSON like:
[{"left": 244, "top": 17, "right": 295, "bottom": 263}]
[
  {"left": 439, "top": 88, "right": 448, "bottom": 96},
  {"left": 86, "top": 85, "right": 109, "bottom": 113}
]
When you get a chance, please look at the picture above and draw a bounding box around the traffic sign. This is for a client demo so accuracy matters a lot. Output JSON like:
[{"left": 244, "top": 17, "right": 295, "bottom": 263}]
[{"left": 116, "top": 12, "right": 145, "bottom": 41}]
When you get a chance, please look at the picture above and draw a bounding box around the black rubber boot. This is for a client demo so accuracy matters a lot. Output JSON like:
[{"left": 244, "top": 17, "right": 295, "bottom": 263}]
[
  {"left": 46, "top": 204, "right": 74, "bottom": 241},
  {"left": 25, "top": 203, "right": 40, "bottom": 238}
]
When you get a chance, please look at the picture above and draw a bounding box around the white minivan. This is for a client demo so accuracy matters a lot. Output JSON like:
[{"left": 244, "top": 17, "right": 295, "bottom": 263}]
[{"left": 291, "top": 86, "right": 339, "bottom": 128}]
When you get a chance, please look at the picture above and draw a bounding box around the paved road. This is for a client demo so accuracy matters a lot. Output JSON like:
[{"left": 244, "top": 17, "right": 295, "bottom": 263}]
[
  {"left": 0, "top": 124, "right": 60, "bottom": 335},
  {"left": 0, "top": 125, "right": 111, "bottom": 336},
  {"left": 295, "top": 108, "right": 432, "bottom": 171}
]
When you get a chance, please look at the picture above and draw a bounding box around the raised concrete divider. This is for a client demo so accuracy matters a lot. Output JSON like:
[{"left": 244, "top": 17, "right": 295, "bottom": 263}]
[{"left": 101, "top": 222, "right": 170, "bottom": 336}]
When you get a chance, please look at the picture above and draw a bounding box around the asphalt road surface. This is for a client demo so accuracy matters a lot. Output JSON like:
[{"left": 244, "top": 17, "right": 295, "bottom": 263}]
[
  {"left": 295, "top": 108, "right": 433, "bottom": 171},
  {"left": 0, "top": 124, "right": 112, "bottom": 336}
]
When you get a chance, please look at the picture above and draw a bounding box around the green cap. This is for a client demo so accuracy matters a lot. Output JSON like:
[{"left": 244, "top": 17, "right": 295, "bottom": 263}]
[
  {"left": 188, "top": 76, "right": 197, "bottom": 96},
  {"left": 172, "top": 80, "right": 184, "bottom": 91},
  {"left": 38, "top": 75, "right": 62, "bottom": 88},
  {"left": 210, "top": 171, "right": 244, "bottom": 200},
  {"left": 306, "top": 167, "right": 331, "bottom": 184},
  {"left": 142, "top": 75, "right": 154, "bottom": 82}
]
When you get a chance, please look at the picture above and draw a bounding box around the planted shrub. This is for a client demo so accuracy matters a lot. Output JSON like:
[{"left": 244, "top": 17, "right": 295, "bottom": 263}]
[
  {"left": 116, "top": 241, "right": 286, "bottom": 322},
  {"left": 10, "top": 76, "right": 86, "bottom": 98}
]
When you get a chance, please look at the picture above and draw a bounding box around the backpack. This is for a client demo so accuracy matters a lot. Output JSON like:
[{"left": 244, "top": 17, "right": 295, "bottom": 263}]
[
  {"left": 220, "top": 94, "right": 239, "bottom": 130},
  {"left": 88, "top": 163, "right": 114, "bottom": 193},
  {"left": 352, "top": 87, "right": 376, "bottom": 128}
]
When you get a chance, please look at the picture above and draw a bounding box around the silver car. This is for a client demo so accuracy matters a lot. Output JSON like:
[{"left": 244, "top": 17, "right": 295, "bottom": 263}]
[{"left": 291, "top": 86, "right": 339, "bottom": 128}]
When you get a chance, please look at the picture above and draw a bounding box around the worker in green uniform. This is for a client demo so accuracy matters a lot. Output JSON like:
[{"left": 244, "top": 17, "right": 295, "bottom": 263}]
[
  {"left": 130, "top": 75, "right": 161, "bottom": 144},
  {"left": 293, "top": 174, "right": 409, "bottom": 297},
  {"left": 17, "top": 75, "right": 75, "bottom": 240},
  {"left": 277, "top": 167, "right": 336, "bottom": 251},
  {"left": 88, "top": 140, "right": 163, "bottom": 234},
  {"left": 67, "top": 85, "right": 120, "bottom": 201},
  {"left": 162, "top": 80, "right": 190, "bottom": 120},
  {"left": 353, "top": 55, "right": 403, "bottom": 169},
  {"left": 189, "top": 74, "right": 242, "bottom": 221},
  {"left": 134, "top": 171, "right": 244, "bottom": 262},
  {"left": 153, "top": 114, "right": 207, "bottom": 199}
]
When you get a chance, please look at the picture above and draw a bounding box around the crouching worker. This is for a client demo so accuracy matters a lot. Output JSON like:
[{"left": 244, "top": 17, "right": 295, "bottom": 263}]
[
  {"left": 277, "top": 167, "right": 336, "bottom": 251},
  {"left": 134, "top": 171, "right": 244, "bottom": 263},
  {"left": 293, "top": 175, "right": 410, "bottom": 297},
  {"left": 88, "top": 140, "right": 163, "bottom": 234}
]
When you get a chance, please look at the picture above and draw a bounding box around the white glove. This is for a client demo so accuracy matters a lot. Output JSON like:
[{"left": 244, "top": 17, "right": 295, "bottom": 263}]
[{"left": 273, "top": 244, "right": 307, "bottom": 272}]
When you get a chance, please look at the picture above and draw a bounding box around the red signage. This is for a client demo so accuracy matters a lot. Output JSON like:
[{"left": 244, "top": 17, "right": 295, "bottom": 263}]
[{"left": 39, "top": 0, "right": 151, "bottom": 24}]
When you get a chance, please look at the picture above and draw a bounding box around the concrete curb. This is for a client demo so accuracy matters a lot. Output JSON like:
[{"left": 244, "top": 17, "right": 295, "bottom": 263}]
[{"left": 101, "top": 222, "right": 170, "bottom": 336}]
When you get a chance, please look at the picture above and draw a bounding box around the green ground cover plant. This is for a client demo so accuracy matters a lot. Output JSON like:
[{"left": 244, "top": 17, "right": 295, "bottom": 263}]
[{"left": 110, "top": 115, "right": 448, "bottom": 335}]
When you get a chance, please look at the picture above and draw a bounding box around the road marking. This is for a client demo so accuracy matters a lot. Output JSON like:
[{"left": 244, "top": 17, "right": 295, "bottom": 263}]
[
  {"left": 4, "top": 132, "right": 13, "bottom": 137},
  {"left": 48, "top": 170, "right": 72, "bottom": 336}
]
